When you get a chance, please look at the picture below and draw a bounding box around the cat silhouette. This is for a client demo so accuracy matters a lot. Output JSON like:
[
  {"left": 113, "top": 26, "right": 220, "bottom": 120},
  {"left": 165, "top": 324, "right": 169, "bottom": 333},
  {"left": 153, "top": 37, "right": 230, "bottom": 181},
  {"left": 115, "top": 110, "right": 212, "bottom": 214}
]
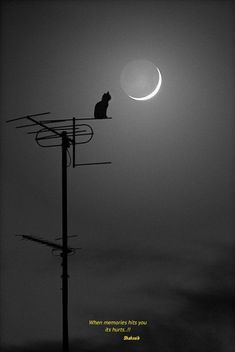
[{"left": 94, "top": 91, "right": 111, "bottom": 119}]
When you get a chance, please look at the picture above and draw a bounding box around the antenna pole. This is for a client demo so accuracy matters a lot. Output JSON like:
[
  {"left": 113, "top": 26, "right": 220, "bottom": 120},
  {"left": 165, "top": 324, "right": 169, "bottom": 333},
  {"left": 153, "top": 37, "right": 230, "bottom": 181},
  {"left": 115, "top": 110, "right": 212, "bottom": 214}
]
[
  {"left": 62, "top": 131, "right": 69, "bottom": 352},
  {"left": 7, "top": 112, "right": 111, "bottom": 352}
]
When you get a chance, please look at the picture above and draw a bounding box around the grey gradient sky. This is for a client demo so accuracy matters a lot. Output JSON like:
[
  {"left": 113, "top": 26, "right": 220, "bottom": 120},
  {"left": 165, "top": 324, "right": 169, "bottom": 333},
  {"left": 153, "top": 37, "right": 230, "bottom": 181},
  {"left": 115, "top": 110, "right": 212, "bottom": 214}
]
[{"left": 0, "top": 1, "right": 234, "bottom": 351}]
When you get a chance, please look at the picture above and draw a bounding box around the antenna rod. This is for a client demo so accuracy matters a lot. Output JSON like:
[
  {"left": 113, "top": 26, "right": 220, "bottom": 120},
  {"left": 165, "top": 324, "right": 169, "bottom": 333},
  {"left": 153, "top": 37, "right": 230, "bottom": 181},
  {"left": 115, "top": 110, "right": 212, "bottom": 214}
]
[
  {"left": 75, "top": 161, "right": 112, "bottom": 166},
  {"left": 6, "top": 112, "right": 50, "bottom": 123},
  {"left": 18, "top": 234, "right": 73, "bottom": 253},
  {"left": 27, "top": 116, "right": 62, "bottom": 138}
]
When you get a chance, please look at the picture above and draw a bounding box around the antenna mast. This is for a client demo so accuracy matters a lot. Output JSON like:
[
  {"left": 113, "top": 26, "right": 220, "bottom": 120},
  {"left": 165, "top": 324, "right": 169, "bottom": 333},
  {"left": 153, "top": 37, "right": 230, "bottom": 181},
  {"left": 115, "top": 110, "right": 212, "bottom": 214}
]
[{"left": 7, "top": 112, "right": 111, "bottom": 352}]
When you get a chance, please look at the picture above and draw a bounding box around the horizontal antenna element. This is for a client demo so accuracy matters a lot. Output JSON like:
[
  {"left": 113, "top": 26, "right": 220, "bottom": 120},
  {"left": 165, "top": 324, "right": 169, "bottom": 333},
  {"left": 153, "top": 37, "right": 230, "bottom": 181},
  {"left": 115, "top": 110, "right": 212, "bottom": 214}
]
[
  {"left": 17, "top": 234, "right": 74, "bottom": 253},
  {"left": 6, "top": 112, "right": 51, "bottom": 123}
]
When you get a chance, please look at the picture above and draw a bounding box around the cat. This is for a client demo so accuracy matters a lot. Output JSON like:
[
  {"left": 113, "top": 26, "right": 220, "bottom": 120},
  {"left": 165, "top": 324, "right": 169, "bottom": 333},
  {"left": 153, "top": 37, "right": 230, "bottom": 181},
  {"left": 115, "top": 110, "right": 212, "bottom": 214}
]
[{"left": 94, "top": 91, "right": 111, "bottom": 119}]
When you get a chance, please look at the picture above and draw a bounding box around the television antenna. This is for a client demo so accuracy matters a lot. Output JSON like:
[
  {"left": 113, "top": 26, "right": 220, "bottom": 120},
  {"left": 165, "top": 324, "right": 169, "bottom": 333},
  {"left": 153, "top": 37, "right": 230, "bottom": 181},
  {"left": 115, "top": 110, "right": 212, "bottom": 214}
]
[{"left": 6, "top": 111, "right": 111, "bottom": 352}]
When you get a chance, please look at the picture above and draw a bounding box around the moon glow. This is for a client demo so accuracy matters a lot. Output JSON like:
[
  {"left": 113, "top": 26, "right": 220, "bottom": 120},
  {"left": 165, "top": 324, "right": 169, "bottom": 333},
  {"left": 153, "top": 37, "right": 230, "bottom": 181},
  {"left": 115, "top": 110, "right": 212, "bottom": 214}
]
[{"left": 120, "top": 60, "right": 162, "bottom": 101}]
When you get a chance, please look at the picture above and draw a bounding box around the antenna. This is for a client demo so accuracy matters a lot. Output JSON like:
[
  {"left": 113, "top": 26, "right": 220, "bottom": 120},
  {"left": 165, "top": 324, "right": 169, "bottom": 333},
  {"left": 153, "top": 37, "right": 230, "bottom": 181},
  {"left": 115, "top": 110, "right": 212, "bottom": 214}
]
[{"left": 7, "top": 111, "right": 112, "bottom": 352}]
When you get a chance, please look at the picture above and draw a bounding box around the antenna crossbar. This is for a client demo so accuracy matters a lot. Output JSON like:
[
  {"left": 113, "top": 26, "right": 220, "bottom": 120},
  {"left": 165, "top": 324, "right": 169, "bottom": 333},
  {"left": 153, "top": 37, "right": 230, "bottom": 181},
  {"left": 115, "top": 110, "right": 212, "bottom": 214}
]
[
  {"left": 74, "top": 161, "right": 112, "bottom": 167},
  {"left": 6, "top": 112, "right": 51, "bottom": 123},
  {"left": 26, "top": 116, "right": 62, "bottom": 138},
  {"left": 18, "top": 234, "right": 73, "bottom": 253}
]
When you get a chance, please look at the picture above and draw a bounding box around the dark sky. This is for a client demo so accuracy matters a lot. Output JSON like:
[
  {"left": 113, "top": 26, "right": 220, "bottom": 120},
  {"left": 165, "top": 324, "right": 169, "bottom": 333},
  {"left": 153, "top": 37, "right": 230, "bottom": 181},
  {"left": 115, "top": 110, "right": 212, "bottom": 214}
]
[{"left": 1, "top": 1, "right": 234, "bottom": 351}]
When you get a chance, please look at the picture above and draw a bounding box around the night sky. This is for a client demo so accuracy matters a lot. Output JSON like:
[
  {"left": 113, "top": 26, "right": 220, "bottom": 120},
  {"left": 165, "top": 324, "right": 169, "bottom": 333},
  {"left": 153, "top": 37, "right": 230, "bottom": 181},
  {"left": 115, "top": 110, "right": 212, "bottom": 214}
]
[{"left": 0, "top": 1, "right": 234, "bottom": 351}]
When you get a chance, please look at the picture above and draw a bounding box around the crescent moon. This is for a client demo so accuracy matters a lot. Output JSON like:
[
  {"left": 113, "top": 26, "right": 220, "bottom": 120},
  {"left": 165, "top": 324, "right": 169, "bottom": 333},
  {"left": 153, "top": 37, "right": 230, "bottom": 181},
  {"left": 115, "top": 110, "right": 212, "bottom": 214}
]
[{"left": 128, "top": 67, "right": 162, "bottom": 101}]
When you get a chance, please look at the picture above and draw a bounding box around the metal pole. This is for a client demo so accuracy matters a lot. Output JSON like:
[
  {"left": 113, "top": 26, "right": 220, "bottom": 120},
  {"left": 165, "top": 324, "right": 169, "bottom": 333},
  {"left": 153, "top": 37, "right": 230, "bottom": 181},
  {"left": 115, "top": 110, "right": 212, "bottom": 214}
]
[
  {"left": 73, "top": 117, "right": 75, "bottom": 168},
  {"left": 62, "top": 131, "right": 69, "bottom": 352}
]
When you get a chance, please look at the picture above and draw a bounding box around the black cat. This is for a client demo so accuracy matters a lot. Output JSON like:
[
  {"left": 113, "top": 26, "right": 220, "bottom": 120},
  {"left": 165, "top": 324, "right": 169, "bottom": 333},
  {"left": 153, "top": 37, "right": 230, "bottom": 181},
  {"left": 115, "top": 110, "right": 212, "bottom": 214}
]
[{"left": 94, "top": 91, "right": 111, "bottom": 119}]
